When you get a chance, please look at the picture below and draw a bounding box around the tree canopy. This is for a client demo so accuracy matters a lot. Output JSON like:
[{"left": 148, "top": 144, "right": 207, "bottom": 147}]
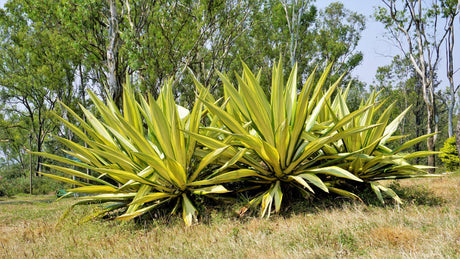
[{"left": 0, "top": 0, "right": 458, "bottom": 186}]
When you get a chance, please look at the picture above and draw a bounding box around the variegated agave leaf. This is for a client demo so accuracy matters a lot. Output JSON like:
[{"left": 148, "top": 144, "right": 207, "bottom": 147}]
[
  {"left": 323, "top": 89, "right": 440, "bottom": 204},
  {"left": 34, "top": 78, "right": 245, "bottom": 226},
  {"left": 197, "top": 61, "right": 367, "bottom": 217}
]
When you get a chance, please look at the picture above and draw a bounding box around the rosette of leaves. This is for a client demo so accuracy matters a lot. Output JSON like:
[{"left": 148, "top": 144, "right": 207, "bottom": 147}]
[
  {"left": 321, "top": 88, "right": 439, "bottom": 203},
  {"left": 190, "top": 61, "right": 376, "bottom": 217},
  {"left": 34, "top": 79, "right": 244, "bottom": 226}
]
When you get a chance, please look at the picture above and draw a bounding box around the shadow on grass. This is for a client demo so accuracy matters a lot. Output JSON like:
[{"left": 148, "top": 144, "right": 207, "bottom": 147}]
[
  {"left": 60, "top": 179, "right": 447, "bottom": 230},
  {"left": 385, "top": 181, "right": 445, "bottom": 206},
  {"left": 259, "top": 180, "right": 447, "bottom": 219}
]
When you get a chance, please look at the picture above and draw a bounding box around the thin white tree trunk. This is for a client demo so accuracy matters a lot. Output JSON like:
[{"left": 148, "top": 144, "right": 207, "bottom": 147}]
[{"left": 107, "top": 0, "right": 121, "bottom": 107}]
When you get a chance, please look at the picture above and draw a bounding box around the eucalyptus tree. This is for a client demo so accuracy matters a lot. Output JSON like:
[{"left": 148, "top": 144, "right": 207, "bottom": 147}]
[
  {"left": 122, "top": 0, "right": 266, "bottom": 104},
  {"left": 0, "top": 0, "right": 370, "bottom": 175},
  {"left": 373, "top": 56, "right": 427, "bottom": 162},
  {"left": 1, "top": 0, "right": 368, "bottom": 108},
  {"left": 279, "top": 0, "right": 314, "bottom": 68},
  {"left": 375, "top": 0, "right": 458, "bottom": 171},
  {"left": 46, "top": 0, "right": 267, "bottom": 106},
  {"left": 232, "top": 1, "right": 365, "bottom": 90},
  {"left": 441, "top": 0, "right": 459, "bottom": 138}
]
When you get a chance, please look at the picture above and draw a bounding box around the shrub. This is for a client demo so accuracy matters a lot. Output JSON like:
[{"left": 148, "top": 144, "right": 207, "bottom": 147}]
[
  {"left": 32, "top": 177, "right": 68, "bottom": 195},
  {"left": 195, "top": 62, "right": 368, "bottom": 217},
  {"left": 439, "top": 136, "right": 459, "bottom": 171},
  {"left": 34, "top": 60, "right": 435, "bottom": 224},
  {"left": 0, "top": 176, "right": 68, "bottom": 197},
  {"left": 0, "top": 178, "right": 17, "bottom": 197},
  {"left": 320, "top": 88, "right": 438, "bottom": 204},
  {"left": 35, "top": 79, "right": 244, "bottom": 225}
]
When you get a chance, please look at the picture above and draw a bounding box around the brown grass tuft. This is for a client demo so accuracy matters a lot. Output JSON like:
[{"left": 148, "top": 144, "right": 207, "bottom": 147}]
[
  {"left": 21, "top": 221, "right": 55, "bottom": 242},
  {"left": 368, "top": 226, "right": 421, "bottom": 248}
]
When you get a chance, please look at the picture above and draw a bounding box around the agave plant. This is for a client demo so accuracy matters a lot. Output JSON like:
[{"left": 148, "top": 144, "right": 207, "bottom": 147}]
[
  {"left": 321, "top": 88, "right": 439, "bottom": 203},
  {"left": 34, "top": 79, "right": 245, "bottom": 225},
  {"left": 190, "top": 61, "right": 377, "bottom": 217}
]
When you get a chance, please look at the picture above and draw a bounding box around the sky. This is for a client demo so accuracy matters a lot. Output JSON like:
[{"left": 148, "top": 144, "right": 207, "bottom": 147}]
[
  {"left": 316, "top": 0, "right": 460, "bottom": 88},
  {"left": 0, "top": 0, "right": 457, "bottom": 87},
  {"left": 316, "top": 0, "right": 396, "bottom": 85}
]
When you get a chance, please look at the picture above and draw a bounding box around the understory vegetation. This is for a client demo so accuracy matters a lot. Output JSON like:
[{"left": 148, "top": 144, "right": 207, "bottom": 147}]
[
  {"left": 0, "top": 176, "right": 64, "bottom": 197},
  {"left": 440, "top": 136, "right": 460, "bottom": 171},
  {"left": 30, "top": 61, "right": 438, "bottom": 226}
]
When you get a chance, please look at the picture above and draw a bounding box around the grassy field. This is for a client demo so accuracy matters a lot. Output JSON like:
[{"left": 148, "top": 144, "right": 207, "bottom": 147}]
[{"left": 1, "top": 173, "right": 459, "bottom": 258}]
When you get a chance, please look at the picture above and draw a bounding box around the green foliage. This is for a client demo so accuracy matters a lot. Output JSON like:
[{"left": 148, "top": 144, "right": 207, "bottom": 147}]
[
  {"left": 322, "top": 88, "right": 439, "bottom": 204},
  {"left": 0, "top": 176, "right": 66, "bottom": 197},
  {"left": 0, "top": 1, "right": 369, "bottom": 180},
  {"left": 0, "top": 0, "right": 78, "bottom": 175},
  {"left": 0, "top": 178, "right": 17, "bottom": 197},
  {"left": 439, "top": 136, "right": 460, "bottom": 171},
  {"left": 33, "top": 60, "right": 434, "bottom": 224},
  {"left": 34, "top": 78, "right": 245, "bottom": 226},
  {"left": 195, "top": 61, "right": 366, "bottom": 217}
]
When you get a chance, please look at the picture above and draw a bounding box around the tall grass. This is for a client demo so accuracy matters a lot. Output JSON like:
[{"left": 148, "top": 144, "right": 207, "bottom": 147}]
[{"left": 1, "top": 173, "right": 459, "bottom": 258}]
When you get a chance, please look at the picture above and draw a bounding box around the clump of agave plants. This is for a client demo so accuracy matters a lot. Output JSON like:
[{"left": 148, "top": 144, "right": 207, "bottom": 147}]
[{"left": 34, "top": 61, "right": 436, "bottom": 225}]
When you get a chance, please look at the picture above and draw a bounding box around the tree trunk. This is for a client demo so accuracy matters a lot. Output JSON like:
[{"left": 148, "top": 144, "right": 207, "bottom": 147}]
[
  {"left": 107, "top": 0, "right": 122, "bottom": 108},
  {"left": 29, "top": 134, "right": 33, "bottom": 194},
  {"left": 448, "top": 105, "right": 454, "bottom": 138},
  {"left": 289, "top": 1, "right": 296, "bottom": 68},
  {"left": 281, "top": 0, "right": 309, "bottom": 68},
  {"left": 457, "top": 112, "right": 460, "bottom": 162},
  {"left": 426, "top": 101, "right": 436, "bottom": 173},
  {"left": 447, "top": 17, "right": 456, "bottom": 138},
  {"left": 79, "top": 64, "right": 91, "bottom": 182},
  {"left": 35, "top": 140, "right": 42, "bottom": 176}
]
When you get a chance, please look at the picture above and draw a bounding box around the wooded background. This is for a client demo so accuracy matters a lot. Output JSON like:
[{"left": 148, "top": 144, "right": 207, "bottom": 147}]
[{"left": 0, "top": 0, "right": 458, "bottom": 184}]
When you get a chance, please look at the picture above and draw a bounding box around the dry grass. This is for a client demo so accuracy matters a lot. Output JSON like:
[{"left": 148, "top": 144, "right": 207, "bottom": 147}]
[{"left": 1, "top": 173, "right": 459, "bottom": 258}]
